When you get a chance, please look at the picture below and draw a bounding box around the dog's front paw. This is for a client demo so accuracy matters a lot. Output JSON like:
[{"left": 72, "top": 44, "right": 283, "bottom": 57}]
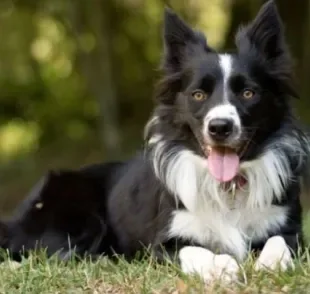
[
  {"left": 211, "top": 253, "right": 240, "bottom": 283},
  {"left": 179, "top": 246, "right": 239, "bottom": 284},
  {"left": 254, "top": 236, "right": 294, "bottom": 271}
]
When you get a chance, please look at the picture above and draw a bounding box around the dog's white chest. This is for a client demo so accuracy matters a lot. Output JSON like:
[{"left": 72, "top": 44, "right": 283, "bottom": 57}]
[{"left": 168, "top": 204, "right": 287, "bottom": 260}]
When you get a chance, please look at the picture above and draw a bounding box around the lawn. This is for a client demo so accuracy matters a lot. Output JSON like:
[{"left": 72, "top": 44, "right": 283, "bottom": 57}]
[
  {"left": 0, "top": 251, "right": 310, "bottom": 294},
  {"left": 1, "top": 215, "right": 310, "bottom": 294}
]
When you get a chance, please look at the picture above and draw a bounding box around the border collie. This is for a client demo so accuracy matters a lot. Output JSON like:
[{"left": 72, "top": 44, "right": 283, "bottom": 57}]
[{"left": 1, "top": 0, "right": 309, "bottom": 283}]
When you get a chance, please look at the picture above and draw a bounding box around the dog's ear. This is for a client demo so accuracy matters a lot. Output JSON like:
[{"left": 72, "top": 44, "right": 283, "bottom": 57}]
[
  {"left": 236, "top": 0, "right": 299, "bottom": 98},
  {"left": 163, "top": 8, "right": 209, "bottom": 73},
  {"left": 236, "top": 0, "right": 285, "bottom": 60}
]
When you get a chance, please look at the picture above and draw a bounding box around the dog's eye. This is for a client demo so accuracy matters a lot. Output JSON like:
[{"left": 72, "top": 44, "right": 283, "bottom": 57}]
[
  {"left": 242, "top": 89, "right": 255, "bottom": 99},
  {"left": 192, "top": 90, "right": 207, "bottom": 101}
]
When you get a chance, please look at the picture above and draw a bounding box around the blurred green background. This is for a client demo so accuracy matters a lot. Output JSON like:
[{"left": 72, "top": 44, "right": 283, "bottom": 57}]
[{"left": 0, "top": 0, "right": 310, "bottom": 230}]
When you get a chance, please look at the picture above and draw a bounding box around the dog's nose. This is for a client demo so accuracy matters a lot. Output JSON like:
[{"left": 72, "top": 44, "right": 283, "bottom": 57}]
[{"left": 208, "top": 118, "right": 234, "bottom": 141}]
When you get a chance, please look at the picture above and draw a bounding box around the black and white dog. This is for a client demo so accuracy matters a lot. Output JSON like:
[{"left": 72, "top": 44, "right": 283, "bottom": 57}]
[{"left": 0, "top": 0, "right": 309, "bottom": 283}]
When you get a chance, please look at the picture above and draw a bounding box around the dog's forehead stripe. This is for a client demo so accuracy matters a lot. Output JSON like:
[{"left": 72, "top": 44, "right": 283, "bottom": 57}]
[{"left": 218, "top": 54, "right": 233, "bottom": 103}]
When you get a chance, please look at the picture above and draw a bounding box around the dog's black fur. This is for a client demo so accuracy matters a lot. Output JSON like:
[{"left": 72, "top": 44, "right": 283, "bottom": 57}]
[
  {"left": 0, "top": 162, "right": 124, "bottom": 260},
  {"left": 0, "top": 1, "right": 309, "bottom": 270}
]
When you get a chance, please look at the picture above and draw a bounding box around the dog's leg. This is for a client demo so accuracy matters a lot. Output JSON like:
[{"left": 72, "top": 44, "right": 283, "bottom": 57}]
[
  {"left": 179, "top": 246, "right": 239, "bottom": 283},
  {"left": 254, "top": 236, "right": 294, "bottom": 271}
]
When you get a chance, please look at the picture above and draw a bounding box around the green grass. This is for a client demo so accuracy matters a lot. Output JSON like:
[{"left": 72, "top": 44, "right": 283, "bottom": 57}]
[
  {"left": 0, "top": 216, "right": 307, "bottom": 293},
  {"left": 0, "top": 214, "right": 308, "bottom": 293},
  {"left": 0, "top": 250, "right": 310, "bottom": 294},
  {"left": 0, "top": 216, "right": 308, "bottom": 293}
]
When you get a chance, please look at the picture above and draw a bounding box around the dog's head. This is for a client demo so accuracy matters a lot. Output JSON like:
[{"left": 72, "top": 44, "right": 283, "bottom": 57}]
[{"left": 148, "top": 0, "right": 297, "bottom": 183}]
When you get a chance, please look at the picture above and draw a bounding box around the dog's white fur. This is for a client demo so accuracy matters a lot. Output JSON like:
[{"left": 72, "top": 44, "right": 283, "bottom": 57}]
[
  {"left": 254, "top": 236, "right": 294, "bottom": 271},
  {"left": 179, "top": 246, "right": 239, "bottom": 283},
  {"left": 219, "top": 54, "right": 233, "bottom": 103},
  {"left": 161, "top": 146, "right": 291, "bottom": 259}
]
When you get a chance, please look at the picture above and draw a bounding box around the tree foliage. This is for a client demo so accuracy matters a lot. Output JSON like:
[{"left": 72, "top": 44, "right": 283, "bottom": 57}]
[{"left": 0, "top": 0, "right": 309, "bottom": 210}]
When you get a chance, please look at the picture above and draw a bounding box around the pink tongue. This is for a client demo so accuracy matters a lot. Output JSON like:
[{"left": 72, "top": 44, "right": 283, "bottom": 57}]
[{"left": 207, "top": 147, "right": 240, "bottom": 182}]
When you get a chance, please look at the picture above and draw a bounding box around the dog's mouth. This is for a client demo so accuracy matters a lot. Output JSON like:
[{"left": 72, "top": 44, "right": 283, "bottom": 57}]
[
  {"left": 185, "top": 115, "right": 250, "bottom": 183},
  {"left": 203, "top": 142, "right": 249, "bottom": 183},
  {"left": 205, "top": 146, "right": 239, "bottom": 183}
]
